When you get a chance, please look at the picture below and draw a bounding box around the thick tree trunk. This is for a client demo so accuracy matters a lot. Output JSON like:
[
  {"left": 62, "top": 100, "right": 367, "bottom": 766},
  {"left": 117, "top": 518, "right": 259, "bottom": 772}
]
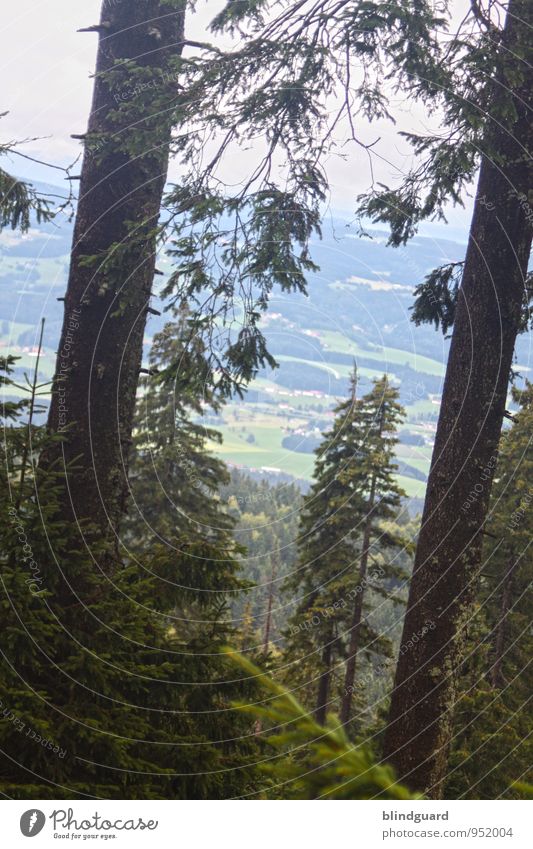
[
  {"left": 40, "top": 1, "right": 185, "bottom": 558},
  {"left": 384, "top": 0, "right": 533, "bottom": 797},
  {"left": 489, "top": 552, "right": 516, "bottom": 689},
  {"left": 315, "top": 635, "right": 333, "bottom": 726},
  {"left": 340, "top": 480, "right": 376, "bottom": 725}
]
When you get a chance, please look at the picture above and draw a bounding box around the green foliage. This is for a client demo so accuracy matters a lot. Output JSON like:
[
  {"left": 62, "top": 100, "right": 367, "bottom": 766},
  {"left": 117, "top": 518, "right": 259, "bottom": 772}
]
[
  {"left": 226, "top": 650, "right": 420, "bottom": 799},
  {"left": 411, "top": 265, "right": 533, "bottom": 337},
  {"left": 513, "top": 782, "right": 533, "bottom": 799},
  {"left": 356, "top": 0, "right": 532, "bottom": 243},
  {"left": 0, "top": 167, "right": 51, "bottom": 231},
  {"left": 221, "top": 470, "right": 302, "bottom": 650},
  {"left": 154, "top": 1, "right": 532, "bottom": 381},
  {"left": 155, "top": 0, "right": 450, "bottom": 389},
  {"left": 0, "top": 139, "right": 53, "bottom": 232},
  {"left": 162, "top": 183, "right": 320, "bottom": 396},
  {"left": 283, "top": 371, "right": 410, "bottom": 721},
  {"left": 126, "top": 313, "right": 236, "bottom": 550},
  {"left": 0, "top": 351, "right": 259, "bottom": 799},
  {"left": 411, "top": 261, "right": 464, "bottom": 335}
]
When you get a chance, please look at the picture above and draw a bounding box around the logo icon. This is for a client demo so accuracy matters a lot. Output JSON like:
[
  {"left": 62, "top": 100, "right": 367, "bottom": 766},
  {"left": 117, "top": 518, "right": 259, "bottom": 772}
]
[{"left": 20, "top": 810, "right": 46, "bottom": 837}]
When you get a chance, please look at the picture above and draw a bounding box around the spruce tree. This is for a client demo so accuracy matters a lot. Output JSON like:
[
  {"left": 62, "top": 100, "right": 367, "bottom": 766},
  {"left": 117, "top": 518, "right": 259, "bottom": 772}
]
[
  {"left": 340, "top": 376, "right": 408, "bottom": 727},
  {"left": 1, "top": 355, "right": 259, "bottom": 799},
  {"left": 157, "top": 0, "right": 533, "bottom": 792},
  {"left": 125, "top": 315, "right": 235, "bottom": 553},
  {"left": 226, "top": 650, "right": 420, "bottom": 800},
  {"left": 0, "top": 136, "right": 261, "bottom": 799},
  {"left": 0, "top": 160, "right": 52, "bottom": 231},
  {"left": 221, "top": 470, "right": 302, "bottom": 653},
  {"left": 285, "top": 373, "right": 408, "bottom": 728}
]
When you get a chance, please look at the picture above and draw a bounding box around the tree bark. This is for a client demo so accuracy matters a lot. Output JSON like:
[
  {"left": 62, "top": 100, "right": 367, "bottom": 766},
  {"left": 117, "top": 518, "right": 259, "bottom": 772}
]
[
  {"left": 384, "top": 0, "right": 533, "bottom": 797},
  {"left": 263, "top": 558, "right": 278, "bottom": 653},
  {"left": 315, "top": 634, "right": 333, "bottom": 726},
  {"left": 40, "top": 1, "right": 185, "bottom": 558},
  {"left": 340, "top": 478, "right": 377, "bottom": 726}
]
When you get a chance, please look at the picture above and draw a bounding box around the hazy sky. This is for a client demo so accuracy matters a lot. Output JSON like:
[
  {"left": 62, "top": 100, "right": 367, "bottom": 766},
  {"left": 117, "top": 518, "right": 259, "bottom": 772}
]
[
  {"left": 1, "top": 1, "right": 220, "bottom": 172},
  {"left": 1, "top": 0, "right": 472, "bottom": 236}
]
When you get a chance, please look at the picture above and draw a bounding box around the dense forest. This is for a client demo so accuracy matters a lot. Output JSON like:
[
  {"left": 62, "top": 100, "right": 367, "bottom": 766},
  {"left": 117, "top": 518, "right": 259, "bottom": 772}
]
[{"left": 1, "top": 0, "right": 532, "bottom": 803}]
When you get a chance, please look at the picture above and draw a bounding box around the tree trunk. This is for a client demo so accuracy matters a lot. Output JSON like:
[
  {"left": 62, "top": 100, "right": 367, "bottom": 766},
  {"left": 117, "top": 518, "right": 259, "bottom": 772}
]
[
  {"left": 253, "top": 558, "right": 279, "bottom": 736},
  {"left": 384, "top": 0, "right": 533, "bottom": 797},
  {"left": 340, "top": 479, "right": 377, "bottom": 725},
  {"left": 263, "top": 558, "right": 278, "bottom": 653},
  {"left": 315, "top": 635, "right": 333, "bottom": 726},
  {"left": 489, "top": 552, "right": 516, "bottom": 689},
  {"left": 40, "top": 0, "right": 185, "bottom": 559}
]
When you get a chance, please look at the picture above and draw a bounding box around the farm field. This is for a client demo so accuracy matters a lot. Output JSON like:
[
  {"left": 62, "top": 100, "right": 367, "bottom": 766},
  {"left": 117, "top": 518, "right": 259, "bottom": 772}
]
[{"left": 6, "top": 211, "right": 530, "bottom": 504}]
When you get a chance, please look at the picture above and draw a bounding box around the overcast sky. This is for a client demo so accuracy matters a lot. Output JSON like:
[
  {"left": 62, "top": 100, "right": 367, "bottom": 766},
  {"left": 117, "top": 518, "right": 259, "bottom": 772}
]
[{"left": 1, "top": 0, "right": 472, "bottom": 237}]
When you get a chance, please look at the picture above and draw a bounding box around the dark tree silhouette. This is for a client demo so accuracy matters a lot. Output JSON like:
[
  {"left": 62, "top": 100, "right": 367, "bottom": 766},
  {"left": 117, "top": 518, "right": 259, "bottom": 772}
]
[
  {"left": 41, "top": 0, "right": 185, "bottom": 560},
  {"left": 384, "top": 0, "right": 533, "bottom": 796}
]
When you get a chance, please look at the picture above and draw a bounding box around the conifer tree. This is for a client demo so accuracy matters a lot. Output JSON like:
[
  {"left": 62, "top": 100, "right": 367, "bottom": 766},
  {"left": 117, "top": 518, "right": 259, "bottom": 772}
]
[
  {"left": 158, "top": 0, "right": 532, "bottom": 792},
  {"left": 340, "top": 376, "right": 408, "bottom": 726},
  {"left": 40, "top": 0, "right": 187, "bottom": 559},
  {"left": 0, "top": 132, "right": 262, "bottom": 799},
  {"left": 445, "top": 384, "right": 533, "bottom": 799},
  {"left": 125, "top": 314, "right": 235, "bottom": 553},
  {"left": 222, "top": 470, "right": 302, "bottom": 652},
  {"left": 227, "top": 650, "right": 420, "bottom": 800},
  {"left": 384, "top": 0, "right": 533, "bottom": 788},
  {"left": 1, "top": 354, "right": 259, "bottom": 799},
  {"left": 285, "top": 373, "right": 408, "bottom": 727},
  {"left": 0, "top": 159, "right": 52, "bottom": 232}
]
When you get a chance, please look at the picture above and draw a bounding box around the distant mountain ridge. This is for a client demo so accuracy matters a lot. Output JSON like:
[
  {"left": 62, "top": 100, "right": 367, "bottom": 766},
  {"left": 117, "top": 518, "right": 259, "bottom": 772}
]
[{"left": 2, "top": 179, "right": 531, "bottom": 504}]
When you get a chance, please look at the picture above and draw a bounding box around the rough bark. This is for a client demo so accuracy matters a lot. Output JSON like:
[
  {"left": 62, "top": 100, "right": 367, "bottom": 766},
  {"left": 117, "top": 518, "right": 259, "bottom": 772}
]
[
  {"left": 340, "top": 478, "right": 377, "bottom": 726},
  {"left": 40, "top": 1, "right": 185, "bottom": 558},
  {"left": 263, "top": 558, "right": 278, "bottom": 653},
  {"left": 384, "top": 0, "right": 533, "bottom": 797}
]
